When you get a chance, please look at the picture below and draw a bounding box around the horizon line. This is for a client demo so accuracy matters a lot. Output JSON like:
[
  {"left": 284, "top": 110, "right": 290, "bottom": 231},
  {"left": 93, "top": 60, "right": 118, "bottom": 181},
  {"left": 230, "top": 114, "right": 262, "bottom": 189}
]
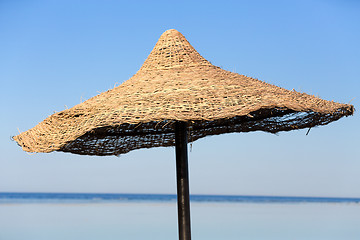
[{"left": 1, "top": 192, "right": 360, "bottom": 200}]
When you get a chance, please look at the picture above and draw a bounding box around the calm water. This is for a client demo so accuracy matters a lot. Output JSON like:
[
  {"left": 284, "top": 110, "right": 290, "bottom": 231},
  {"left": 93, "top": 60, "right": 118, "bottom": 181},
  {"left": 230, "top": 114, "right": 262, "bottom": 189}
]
[{"left": 1, "top": 193, "right": 360, "bottom": 240}]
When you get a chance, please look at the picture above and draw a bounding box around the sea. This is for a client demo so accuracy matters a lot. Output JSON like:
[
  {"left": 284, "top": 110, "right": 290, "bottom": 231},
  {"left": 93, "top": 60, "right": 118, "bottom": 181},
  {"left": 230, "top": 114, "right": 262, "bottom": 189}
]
[{"left": 1, "top": 192, "right": 359, "bottom": 240}]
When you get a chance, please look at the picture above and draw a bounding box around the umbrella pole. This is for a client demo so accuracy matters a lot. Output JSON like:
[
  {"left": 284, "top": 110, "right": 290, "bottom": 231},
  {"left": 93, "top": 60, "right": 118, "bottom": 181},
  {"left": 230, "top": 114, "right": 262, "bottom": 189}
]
[{"left": 175, "top": 121, "right": 191, "bottom": 240}]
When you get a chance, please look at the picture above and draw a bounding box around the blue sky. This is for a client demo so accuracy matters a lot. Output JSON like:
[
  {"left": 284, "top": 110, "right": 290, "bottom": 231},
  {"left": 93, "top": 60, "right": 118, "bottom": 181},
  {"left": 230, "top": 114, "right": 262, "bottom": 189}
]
[{"left": 1, "top": 0, "right": 359, "bottom": 197}]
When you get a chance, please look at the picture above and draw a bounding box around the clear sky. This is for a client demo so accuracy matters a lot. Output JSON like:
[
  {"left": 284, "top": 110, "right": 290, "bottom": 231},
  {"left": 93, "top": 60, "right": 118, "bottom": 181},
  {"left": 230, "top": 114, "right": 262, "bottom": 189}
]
[{"left": 1, "top": 0, "right": 359, "bottom": 197}]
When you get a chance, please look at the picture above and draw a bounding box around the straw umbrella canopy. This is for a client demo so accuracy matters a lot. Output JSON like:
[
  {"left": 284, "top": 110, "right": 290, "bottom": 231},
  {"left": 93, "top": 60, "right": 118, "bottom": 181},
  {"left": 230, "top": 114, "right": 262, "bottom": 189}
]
[{"left": 13, "top": 29, "right": 354, "bottom": 240}]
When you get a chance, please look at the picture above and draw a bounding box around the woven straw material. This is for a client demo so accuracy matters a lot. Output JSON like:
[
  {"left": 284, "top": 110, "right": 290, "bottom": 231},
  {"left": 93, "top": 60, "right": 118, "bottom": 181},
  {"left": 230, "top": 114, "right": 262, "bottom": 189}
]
[{"left": 13, "top": 29, "right": 354, "bottom": 156}]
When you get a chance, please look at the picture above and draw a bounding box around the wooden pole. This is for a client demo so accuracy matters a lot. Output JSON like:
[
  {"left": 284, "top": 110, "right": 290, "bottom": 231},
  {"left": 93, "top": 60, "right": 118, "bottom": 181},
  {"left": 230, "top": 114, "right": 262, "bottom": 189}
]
[{"left": 175, "top": 121, "right": 191, "bottom": 240}]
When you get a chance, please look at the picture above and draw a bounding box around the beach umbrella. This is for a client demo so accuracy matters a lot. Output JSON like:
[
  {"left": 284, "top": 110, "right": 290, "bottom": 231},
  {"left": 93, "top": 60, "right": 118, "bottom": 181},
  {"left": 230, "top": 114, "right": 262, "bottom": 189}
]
[{"left": 13, "top": 29, "right": 354, "bottom": 240}]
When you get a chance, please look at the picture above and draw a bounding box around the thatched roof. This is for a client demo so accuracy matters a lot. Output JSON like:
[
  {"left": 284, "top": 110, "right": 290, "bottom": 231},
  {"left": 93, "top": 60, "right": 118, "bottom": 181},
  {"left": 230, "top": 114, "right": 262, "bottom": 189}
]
[{"left": 13, "top": 29, "right": 354, "bottom": 156}]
